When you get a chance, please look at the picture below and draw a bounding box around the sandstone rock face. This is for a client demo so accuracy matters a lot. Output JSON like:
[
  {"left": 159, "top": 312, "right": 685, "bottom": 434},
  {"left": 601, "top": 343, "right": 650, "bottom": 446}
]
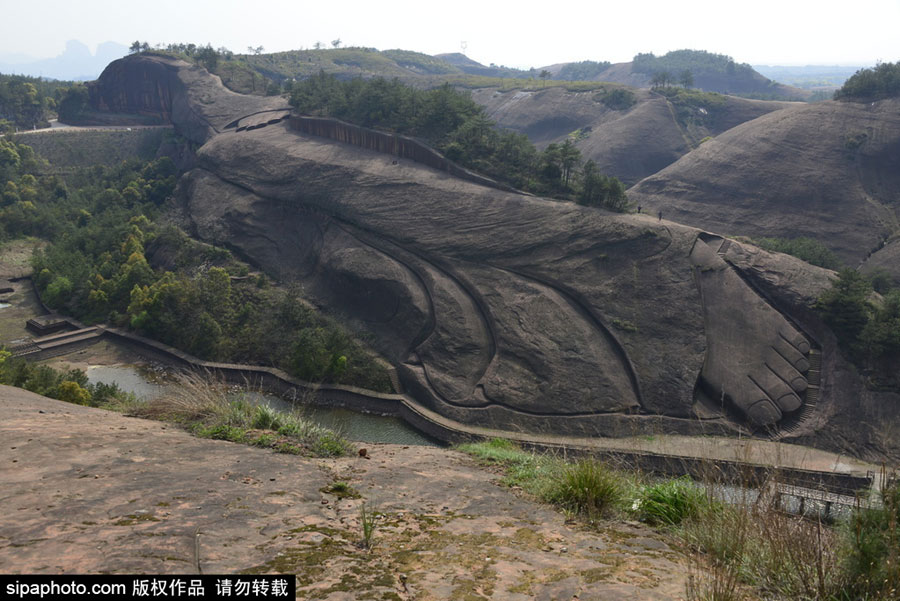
[
  {"left": 179, "top": 120, "right": 857, "bottom": 441},
  {"left": 470, "top": 87, "right": 795, "bottom": 185},
  {"left": 92, "top": 56, "right": 899, "bottom": 456},
  {"left": 628, "top": 98, "right": 900, "bottom": 265},
  {"left": 88, "top": 54, "right": 290, "bottom": 144}
]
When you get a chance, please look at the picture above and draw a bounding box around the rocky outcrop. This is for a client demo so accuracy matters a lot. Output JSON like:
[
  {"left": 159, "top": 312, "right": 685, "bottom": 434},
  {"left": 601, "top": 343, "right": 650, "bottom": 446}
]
[
  {"left": 88, "top": 54, "right": 290, "bottom": 144},
  {"left": 627, "top": 98, "right": 900, "bottom": 265}
]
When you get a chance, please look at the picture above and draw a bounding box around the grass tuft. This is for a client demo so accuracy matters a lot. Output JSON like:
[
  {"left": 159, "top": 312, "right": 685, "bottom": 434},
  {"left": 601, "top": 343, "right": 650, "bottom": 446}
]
[
  {"left": 544, "top": 459, "right": 626, "bottom": 520},
  {"left": 359, "top": 503, "right": 377, "bottom": 550},
  {"left": 638, "top": 476, "right": 711, "bottom": 526}
]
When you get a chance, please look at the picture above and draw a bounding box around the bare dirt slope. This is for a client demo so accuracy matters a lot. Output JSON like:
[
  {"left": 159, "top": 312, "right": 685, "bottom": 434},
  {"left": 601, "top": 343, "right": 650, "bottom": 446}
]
[
  {"left": 0, "top": 387, "right": 688, "bottom": 600},
  {"left": 628, "top": 98, "right": 900, "bottom": 265},
  {"left": 470, "top": 86, "right": 795, "bottom": 184}
]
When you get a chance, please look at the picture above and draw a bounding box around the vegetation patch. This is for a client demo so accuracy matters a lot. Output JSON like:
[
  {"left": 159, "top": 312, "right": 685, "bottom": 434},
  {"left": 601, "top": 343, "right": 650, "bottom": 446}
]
[
  {"left": 554, "top": 60, "right": 612, "bottom": 81},
  {"left": 754, "top": 236, "right": 841, "bottom": 269},
  {"left": 594, "top": 87, "right": 637, "bottom": 111},
  {"left": 1, "top": 74, "right": 72, "bottom": 131},
  {"left": 0, "top": 351, "right": 136, "bottom": 410},
  {"left": 0, "top": 143, "right": 394, "bottom": 391},
  {"left": 320, "top": 481, "right": 362, "bottom": 500},
  {"left": 544, "top": 459, "right": 626, "bottom": 520},
  {"left": 457, "top": 439, "right": 633, "bottom": 520},
  {"left": 114, "top": 513, "right": 161, "bottom": 526},
  {"left": 835, "top": 61, "right": 900, "bottom": 101},
  {"left": 815, "top": 269, "right": 900, "bottom": 387},
  {"left": 611, "top": 318, "right": 638, "bottom": 333},
  {"left": 131, "top": 371, "right": 352, "bottom": 458},
  {"left": 636, "top": 476, "right": 710, "bottom": 526}
]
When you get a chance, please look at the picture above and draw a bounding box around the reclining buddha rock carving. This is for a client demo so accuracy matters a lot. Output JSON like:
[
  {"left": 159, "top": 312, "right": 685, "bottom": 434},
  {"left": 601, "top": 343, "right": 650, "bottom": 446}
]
[
  {"left": 690, "top": 235, "right": 811, "bottom": 427},
  {"left": 127, "top": 51, "right": 837, "bottom": 436}
]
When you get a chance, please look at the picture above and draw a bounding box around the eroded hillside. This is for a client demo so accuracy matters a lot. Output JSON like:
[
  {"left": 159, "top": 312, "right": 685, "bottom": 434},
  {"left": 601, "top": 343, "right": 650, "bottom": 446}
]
[
  {"left": 470, "top": 86, "right": 797, "bottom": 184},
  {"left": 627, "top": 98, "right": 900, "bottom": 268}
]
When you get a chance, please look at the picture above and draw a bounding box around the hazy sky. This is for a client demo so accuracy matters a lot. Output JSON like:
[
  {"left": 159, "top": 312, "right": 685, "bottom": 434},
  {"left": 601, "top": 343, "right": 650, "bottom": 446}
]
[{"left": 3, "top": 0, "right": 898, "bottom": 68}]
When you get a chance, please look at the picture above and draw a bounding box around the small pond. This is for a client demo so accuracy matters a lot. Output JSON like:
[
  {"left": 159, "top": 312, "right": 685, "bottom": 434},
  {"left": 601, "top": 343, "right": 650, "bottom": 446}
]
[{"left": 86, "top": 365, "right": 437, "bottom": 447}]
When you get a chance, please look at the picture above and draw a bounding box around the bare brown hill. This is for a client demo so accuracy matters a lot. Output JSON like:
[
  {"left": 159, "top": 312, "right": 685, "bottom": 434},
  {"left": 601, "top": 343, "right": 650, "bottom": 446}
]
[
  {"left": 470, "top": 86, "right": 796, "bottom": 184},
  {"left": 82, "top": 54, "right": 900, "bottom": 460},
  {"left": 627, "top": 98, "right": 900, "bottom": 265}
]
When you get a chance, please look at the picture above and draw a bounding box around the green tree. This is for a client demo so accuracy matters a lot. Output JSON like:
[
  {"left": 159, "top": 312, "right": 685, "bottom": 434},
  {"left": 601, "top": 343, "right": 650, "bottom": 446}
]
[
  {"left": 57, "top": 85, "right": 89, "bottom": 123},
  {"left": 195, "top": 45, "right": 219, "bottom": 72},
  {"left": 835, "top": 61, "right": 900, "bottom": 100},
  {"left": 860, "top": 290, "right": 900, "bottom": 362},
  {"left": 679, "top": 69, "right": 694, "bottom": 88},
  {"left": 815, "top": 269, "right": 872, "bottom": 351},
  {"left": 558, "top": 139, "right": 582, "bottom": 187},
  {"left": 44, "top": 276, "right": 73, "bottom": 309},
  {"left": 577, "top": 160, "right": 627, "bottom": 212},
  {"left": 651, "top": 71, "right": 673, "bottom": 88}
]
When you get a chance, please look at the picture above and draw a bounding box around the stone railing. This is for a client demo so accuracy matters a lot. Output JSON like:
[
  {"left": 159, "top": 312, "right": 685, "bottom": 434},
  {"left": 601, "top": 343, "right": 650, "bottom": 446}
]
[{"left": 289, "top": 115, "right": 524, "bottom": 194}]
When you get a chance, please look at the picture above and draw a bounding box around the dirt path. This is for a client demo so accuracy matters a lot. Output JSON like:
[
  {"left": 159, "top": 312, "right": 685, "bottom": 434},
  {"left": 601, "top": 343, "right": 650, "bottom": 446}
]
[{"left": 0, "top": 386, "right": 689, "bottom": 600}]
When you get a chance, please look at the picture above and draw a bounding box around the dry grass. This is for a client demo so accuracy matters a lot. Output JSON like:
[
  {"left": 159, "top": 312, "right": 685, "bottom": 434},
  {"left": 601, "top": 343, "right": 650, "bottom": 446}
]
[{"left": 459, "top": 438, "right": 899, "bottom": 600}]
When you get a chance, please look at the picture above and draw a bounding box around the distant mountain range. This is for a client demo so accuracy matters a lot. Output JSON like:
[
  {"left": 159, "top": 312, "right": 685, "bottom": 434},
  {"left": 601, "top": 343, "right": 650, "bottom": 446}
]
[
  {"left": 0, "top": 40, "right": 865, "bottom": 95},
  {"left": 0, "top": 40, "right": 128, "bottom": 81}
]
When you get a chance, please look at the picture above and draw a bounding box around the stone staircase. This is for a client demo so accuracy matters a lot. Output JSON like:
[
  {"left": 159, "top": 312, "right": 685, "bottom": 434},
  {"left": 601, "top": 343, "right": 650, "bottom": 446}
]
[
  {"left": 3, "top": 327, "right": 103, "bottom": 360},
  {"left": 778, "top": 349, "right": 822, "bottom": 437}
]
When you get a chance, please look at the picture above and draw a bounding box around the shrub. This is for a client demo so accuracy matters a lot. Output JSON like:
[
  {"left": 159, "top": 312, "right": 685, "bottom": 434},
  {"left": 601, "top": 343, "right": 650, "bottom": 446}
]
[
  {"left": 639, "top": 476, "right": 710, "bottom": 526},
  {"left": 598, "top": 88, "right": 637, "bottom": 110},
  {"left": 815, "top": 268, "right": 873, "bottom": 351},
  {"left": 55, "top": 380, "right": 92, "bottom": 406},
  {"left": 251, "top": 404, "right": 282, "bottom": 430},
  {"left": 754, "top": 236, "right": 840, "bottom": 270},
  {"left": 544, "top": 459, "right": 625, "bottom": 519},
  {"left": 842, "top": 483, "right": 900, "bottom": 598}
]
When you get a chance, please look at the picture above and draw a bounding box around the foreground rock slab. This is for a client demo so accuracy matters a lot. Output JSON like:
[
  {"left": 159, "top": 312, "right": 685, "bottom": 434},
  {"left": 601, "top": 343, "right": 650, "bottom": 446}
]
[{"left": 0, "top": 387, "right": 688, "bottom": 600}]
